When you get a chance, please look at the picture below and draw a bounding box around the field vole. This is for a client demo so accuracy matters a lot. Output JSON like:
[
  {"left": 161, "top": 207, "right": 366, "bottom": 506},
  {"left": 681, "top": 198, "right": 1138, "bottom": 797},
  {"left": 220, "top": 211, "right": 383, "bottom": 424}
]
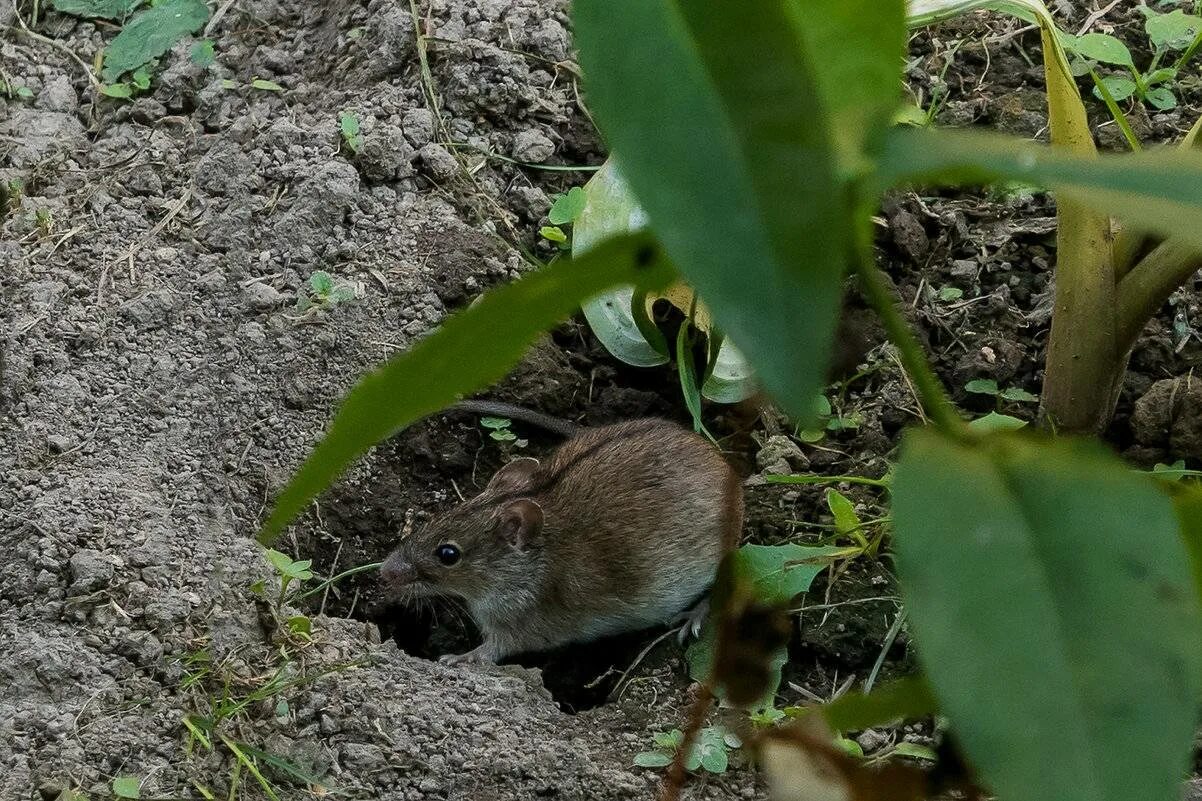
[{"left": 381, "top": 418, "right": 742, "bottom": 663}]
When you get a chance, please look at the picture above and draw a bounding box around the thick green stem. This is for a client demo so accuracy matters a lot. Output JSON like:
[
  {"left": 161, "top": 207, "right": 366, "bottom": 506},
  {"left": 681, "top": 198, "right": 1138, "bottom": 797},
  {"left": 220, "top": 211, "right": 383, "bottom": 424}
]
[
  {"left": 851, "top": 239, "right": 961, "bottom": 436},
  {"left": 1117, "top": 239, "right": 1202, "bottom": 351}
]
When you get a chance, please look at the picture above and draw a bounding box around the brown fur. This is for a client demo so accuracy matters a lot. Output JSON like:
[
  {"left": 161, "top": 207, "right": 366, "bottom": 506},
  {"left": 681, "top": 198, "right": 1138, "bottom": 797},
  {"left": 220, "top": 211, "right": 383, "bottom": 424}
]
[{"left": 380, "top": 418, "right": 741, "bottom": 662}]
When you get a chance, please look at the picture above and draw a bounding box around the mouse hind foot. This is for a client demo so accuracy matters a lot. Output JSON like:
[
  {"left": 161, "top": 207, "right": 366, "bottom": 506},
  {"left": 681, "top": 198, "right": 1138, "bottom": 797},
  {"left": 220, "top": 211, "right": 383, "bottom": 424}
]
[{"left": 672, "top": 597, "right": 710, "bottom": 644}]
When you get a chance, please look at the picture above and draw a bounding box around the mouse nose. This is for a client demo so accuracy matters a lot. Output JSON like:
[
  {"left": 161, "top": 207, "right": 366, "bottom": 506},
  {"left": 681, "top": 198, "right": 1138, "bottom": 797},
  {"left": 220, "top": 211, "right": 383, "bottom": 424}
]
[{"left": 380, "top": 554, "right": 419, "bottom": 586}]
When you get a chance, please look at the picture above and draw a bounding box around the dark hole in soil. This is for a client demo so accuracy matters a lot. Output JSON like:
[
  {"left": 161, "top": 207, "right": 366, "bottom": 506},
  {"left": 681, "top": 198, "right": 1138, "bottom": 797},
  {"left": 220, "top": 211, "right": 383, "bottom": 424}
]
[{"left": 375, "top": 599, "right": 679, "bottom": 713}]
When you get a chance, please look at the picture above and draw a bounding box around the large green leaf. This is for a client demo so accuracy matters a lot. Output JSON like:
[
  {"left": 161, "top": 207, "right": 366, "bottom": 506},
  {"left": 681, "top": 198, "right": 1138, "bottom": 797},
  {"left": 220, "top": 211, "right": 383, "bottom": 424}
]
[
  {"left": 574, "top": 0, "right": 848, "bottom": 423},
  {"left": 801, "top": 0, "right": 906, "bottom": 174},
  {"left": 259, "top": 234, "right": 674, "bottom": 542},
  {"left": 893, "top": 430, "right": 1202, "bottom": 801},
  {"left": 100, "top": 0, "right": 210, "bottom": 82},
  {"left": 879, "top": 126, "right": 1202, "bottom": 249}
]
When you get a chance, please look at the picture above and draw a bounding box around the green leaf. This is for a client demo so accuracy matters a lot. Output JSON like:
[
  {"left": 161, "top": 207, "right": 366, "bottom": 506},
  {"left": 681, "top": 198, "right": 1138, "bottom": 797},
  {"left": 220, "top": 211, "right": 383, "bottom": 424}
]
[
  {"left": 1063, "top": 32, "right": 1135, "bottom": 68},
  {"left": 825, "top": 488, "right": 862, "bottom": 542},
  {"left": 1153, "top": 460, "right": 1190, "bottom": 481},
  {"left": 251, "top": 78, "right": 284, "bottom": 92},
  {"left": 686, "top": 543, "right": 843, "bottom": 705},
  {"left": 112, "top": 776, "right": 141, "bottom": 799},
  {"left": 259, "top": 234, "right": 673, "bottom": 542},
  {"left": 964, "top": 378, "right": 999, "bottom": 396},
  {"left": 338, "top": 111, "right": 363, "bottom": 152},
  {"left": 1145, "top": 86, "right": 1178, "bottom": 111},
  {"left": 286, "top": 615, "right": 311, "bottom": 635},
  {"left": 937, "top": 286, "right": 963, "bottom": 301},
  {"left": 308, "top": 271, "right": 334, "bottom": 296},
  {"left": 633, "top": 751, "right": 673, "bottom": 768},
  {"left": 1145, "top": 67, "right": 1178, "bottom": 87},
  {"left": 835, "top": 737, "right": 864, "bottom": 757},
  {"left": 274, "top": 699, "right": 290, "bottom": 718},
  {"left": 999, "top": 386, "right": 1039, "bottom": 403},
  {"left": 653, "top": 730, "right": 684, "bottom": 749},
  {"left": 52, "top": 0, "right": 141, "bottom": 19},
  {"left": 539, "top": 226, "right": 567, "bottom": 243},
  {"left": 489, "top": 429, "right": 516, "bottom": 442},
  {"left": 808, "top": 675, "right": 939, "bottom": 732},
  {"left": 878, "top": 126, "right": 1202, "bottom": 251},
  {"left": 676, "top": 324, "right": 711, "bottom": 439},
  {"left": 131, "top": 67, "right": 151, "bottom": 91},
  {"left": 99, "top": 83, "right": 133, "bottom": 99},
  {"left": 15, "top": 86, "right": 35, "bottom": 99},
  {"left": 574, "top": 0, "right": 846, "bottom": 424},
  {"left": 698, "top": 740, "right": 729, "bottom": 774},
  {"left": 478, "top": 416, "right": 510, "bottom": 430},
  {"left": 796, "top": 0, "right": 905, "bottom": 173},
  {"left": 549, "top": 186, "right": 587, "bottom": 226},
  {"left": 100, "top": 0, "right": 210, "bottom": 82},
  {"left": 1095, "top": 75, "right": 1138, "bottom": 102},
  {"left": 892, "top": 430, "right": 1202, "bottom": 801},
  {"left": 891, "top": 742, "right": 939, "bottom": 761},
  {"left": 575, "top": 161, "right": 670, "bottom": 368},
  {"left": 1145, "top": 9, "right": 1201, "bottom": 51},
  {"left": 967, "top": 411, "right": 1028, "bottom": 433},
  {"left": 190, "top": 38, "right": 215, "bottom": 67}
]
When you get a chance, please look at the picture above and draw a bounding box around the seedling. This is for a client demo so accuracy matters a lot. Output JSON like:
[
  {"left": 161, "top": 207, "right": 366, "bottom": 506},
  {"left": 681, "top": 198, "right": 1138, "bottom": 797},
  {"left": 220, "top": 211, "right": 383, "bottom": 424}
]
[
  {"left": 1060, "top": 8, "right": 1202, "bottom": 112},
  {"left": 295, "top": 270, "right": 356, "bottom": 314},
  {"left": 34, "top": 207, "right": 53, "bottom": 238},
  {"left": 964, "top": 378, "right": 1039, "bottom": 409},
  {"left": 796, "top": 395, "right": 862, "bottom": 443},
  {"left": 338, "top": 111, "right": 363, "bottom": 154},
  {"left": 540, "top": 186, "right": 588, "bottom": 251},
  {"left": 258, "top": 549, "right": 313, "bottom": 636},
  {"left": 634, "top": 726, "right": 739, "bottom": 773},
  {"left": 478, "top": 416, "right": 526, "bottom": 447},
  {"left": 252, "top": 78, "right": 285, "bottom": 92}
]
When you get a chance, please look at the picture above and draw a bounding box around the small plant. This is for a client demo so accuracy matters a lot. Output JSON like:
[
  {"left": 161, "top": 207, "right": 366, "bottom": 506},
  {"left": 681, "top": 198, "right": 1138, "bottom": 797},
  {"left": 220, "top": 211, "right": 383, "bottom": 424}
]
[
  {"left": 33, "top": 207, "right": 53, "bottom": 238},
  {"left": 256, "top": 549, "right": 314, "bottom": 639},
  {"left": 339, "top": 111, "right": 363, "bottom": 154},
  {"left": 478, "top": 416, "right": 527, "bottom": 447},
  {"left": 795, "top": 394, "right": 862, "bottom": 443},
  {"left": 964, "top": 378, "right": 1039, "bottom": 408},
  {"left": 295, "top": 270, "right": 356, "bottom": 314},
  {"left": 1061, "top": 8, "right": 1202, "bottom": 112},
  {"left": 634, "top": 726, "right": 740, "bottom": 773},
  {"left": 251, "top": 78, "right": 285, "bottom": 92},
  {"left": 540, "top": 186, "right": 587, "bottom": 250}
]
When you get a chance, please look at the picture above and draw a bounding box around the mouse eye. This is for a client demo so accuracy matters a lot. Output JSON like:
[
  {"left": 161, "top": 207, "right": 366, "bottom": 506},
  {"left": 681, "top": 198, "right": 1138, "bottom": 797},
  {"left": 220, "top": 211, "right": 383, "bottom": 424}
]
[{"left": 435, "top": 543, "right": 461, "bottom": 566}]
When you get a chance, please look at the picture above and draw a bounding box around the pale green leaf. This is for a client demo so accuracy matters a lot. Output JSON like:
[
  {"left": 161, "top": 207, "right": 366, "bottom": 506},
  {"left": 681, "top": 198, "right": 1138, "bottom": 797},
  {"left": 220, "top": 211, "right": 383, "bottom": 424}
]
[{"left": 100, "top": 0, "right": 209, "bottom": 82}]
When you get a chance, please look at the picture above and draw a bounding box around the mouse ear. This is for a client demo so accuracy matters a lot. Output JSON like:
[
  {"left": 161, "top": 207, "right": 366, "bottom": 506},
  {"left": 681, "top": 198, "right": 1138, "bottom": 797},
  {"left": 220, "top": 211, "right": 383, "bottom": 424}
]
[
  {"left": 487, "top": 457, "right": 541, "bottom": 493},
  {"left": 499, "top": 498, "right": 543, "bottom": 551}
]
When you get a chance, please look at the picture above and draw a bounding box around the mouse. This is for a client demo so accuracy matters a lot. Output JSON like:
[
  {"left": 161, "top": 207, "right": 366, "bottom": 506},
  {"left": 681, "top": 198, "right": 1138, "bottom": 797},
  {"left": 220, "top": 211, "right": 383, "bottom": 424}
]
[{"left": 380, "top": 417, "right": 742, "bottom": 663}]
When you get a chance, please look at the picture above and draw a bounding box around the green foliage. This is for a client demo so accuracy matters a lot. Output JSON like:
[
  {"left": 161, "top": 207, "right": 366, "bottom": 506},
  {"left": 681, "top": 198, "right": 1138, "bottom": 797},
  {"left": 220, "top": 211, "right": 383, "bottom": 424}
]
[
  {"left": 686, "top": 543, "right": 846, "bottom": 707},
  {"left": 296, "top": 270, "right": 355, "bottom": 313},
  {"left": 634, "top": 727, "right": 739, "bottom": 774},
  {"left": 479, "top": 416, "right": 524, "bottom": 445},
  {"left": 252, "top": 78, "right": 285, "bottom": 92},
  {"left": 52, "top": 0, "right": 141, "bottom": 19},
  {"left": 795, "top": 394, "right": 862, "bottom": 442},
  {"left": 190, "top": 39, "right": 215, "bottom": 67},
  {"left": 111, "top": 776, "right": 141, "bottom": 799},
  {"left": 100, "top": 0, "right": 210, "bottom": 82},
  {"left": 263, "top": 548, "right": 313, "bottom": 614},
  {"left": 893, "top": 431, "right": 1202, "bottom": 801},
  {"left": 1060, "top": 7, "right": 1202, "bottom": 111},
  {"left": 338, "top": 111, "right": 363, "bottom": 154},
  {"left": 259, "top": 233, "right": 673, "bottom": 543},
  {"left": 575, "top": 0, "right": 849, "bottom": 425},
  {"left": 548, "top": 186, "right": 586, "bottom": 226},
  {"left": 964, "top": 377, "right": 1039, "bottom": 405}
]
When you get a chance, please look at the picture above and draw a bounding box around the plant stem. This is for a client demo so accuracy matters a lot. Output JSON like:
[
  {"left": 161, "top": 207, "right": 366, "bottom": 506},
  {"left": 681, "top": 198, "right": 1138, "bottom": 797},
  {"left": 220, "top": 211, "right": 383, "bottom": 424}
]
[
  {"left": 1116, "top": 238, "right": 1202, "bottom": 350},
  {"left": 851, "top": 222, "right": 962, "bottom": 437},
  {"left": 765, "top": 474, "right": 890, "bottom": 490},
  {"left": 296, "top": 561, "right": 383, "bottom": 601},
  {"left": 1088, "top": 68, "right": 1142, "bottom": 153}
]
